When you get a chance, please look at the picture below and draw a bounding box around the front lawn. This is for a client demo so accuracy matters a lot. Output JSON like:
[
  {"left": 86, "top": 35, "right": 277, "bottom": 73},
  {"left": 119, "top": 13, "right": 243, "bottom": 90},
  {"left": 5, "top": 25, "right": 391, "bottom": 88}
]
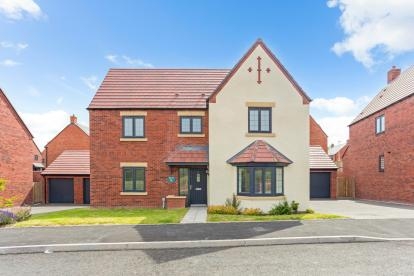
[
  {"left": 13, "top": 208, "right": 188, "bottom": 227},
  {"left": 208, "top": 213, "right": 344, "bottom": 222}
]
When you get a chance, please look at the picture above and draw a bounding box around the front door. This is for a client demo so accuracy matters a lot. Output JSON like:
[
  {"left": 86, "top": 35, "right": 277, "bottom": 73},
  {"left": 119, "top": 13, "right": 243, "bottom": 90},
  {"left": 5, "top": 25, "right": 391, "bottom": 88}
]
[{"left": 189, "top": 168, "right": 207, "bottom": 205}]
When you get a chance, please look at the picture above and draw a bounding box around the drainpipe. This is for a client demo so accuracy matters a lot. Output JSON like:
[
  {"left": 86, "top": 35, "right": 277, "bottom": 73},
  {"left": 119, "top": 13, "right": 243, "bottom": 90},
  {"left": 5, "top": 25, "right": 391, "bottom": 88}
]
[{"left": 162, "top": 197, "right": 166, "bottom": 209}]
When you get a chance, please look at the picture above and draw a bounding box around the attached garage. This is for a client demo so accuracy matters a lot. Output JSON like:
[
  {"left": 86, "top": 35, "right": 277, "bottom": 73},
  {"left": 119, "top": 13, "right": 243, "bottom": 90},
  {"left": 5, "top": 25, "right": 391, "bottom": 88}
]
[
  {"left": 310, "top": 172, "right": 331, "bottom": 198},
  {"left": 309, "top": 146, "right": 337, "bottom": 199},
  {"left": 42, "top": 150, "right": 90, "bottom": 204},
  {"left": 49, "top": 178, "right": 74, "bottom": 203}
]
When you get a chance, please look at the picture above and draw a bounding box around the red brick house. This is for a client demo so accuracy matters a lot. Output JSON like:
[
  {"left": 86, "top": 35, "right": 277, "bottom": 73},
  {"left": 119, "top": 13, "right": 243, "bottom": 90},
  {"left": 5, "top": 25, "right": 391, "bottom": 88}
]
[
  {"left": 43, "top": 115, "right": 89, "bottom": 166},
  {"left": 309, "top": 116, "right": 337, "bottom": 198},
  {"left": 42, "top": 150, "right": 90, "bottom": 204},
  {"left": 0, "top": 88, "right": 42, "bottom": 205},
  {"left": 343, "top": 66, "right": 414, "bottom": 204},
  {"left": 88, "top": 39, "right": 335, "bottom": 208},
  {"left": 41, "top": 115, "right": 90, "bottom": 203},
  {"left": 310, "top": 115, "right": 328, "bottom": 153}
]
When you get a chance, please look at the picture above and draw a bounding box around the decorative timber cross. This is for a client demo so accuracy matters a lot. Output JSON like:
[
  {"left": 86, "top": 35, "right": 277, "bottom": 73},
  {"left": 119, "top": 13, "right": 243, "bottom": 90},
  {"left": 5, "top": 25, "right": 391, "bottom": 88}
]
[{"left": 248, "top": 56, "right": 271, "bottom": 84}]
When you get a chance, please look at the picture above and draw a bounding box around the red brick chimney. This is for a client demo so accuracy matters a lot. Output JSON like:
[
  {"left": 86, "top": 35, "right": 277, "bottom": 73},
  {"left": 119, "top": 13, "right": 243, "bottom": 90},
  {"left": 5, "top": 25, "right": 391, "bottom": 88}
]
[
  {"left": 70, "top": 114, "right": 77, "bottom": 124},
  {"left": 387, "top": 66, "right": 401, "bottom": 84}
]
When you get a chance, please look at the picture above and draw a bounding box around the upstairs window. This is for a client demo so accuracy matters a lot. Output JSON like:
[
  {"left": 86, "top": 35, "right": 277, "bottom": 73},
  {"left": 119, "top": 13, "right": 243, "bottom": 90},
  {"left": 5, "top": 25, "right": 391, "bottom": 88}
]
[
  {"left": 379, "top": 155, "right": 385, "bottom": 172},
  {"left": 123, "top": 116, "right": 145, "bottom": 138},
  {"left": 375, "top": 115, "right": 385, "bottom": 134},
  {"left": 180, "top": 116, "right": 202, "bottom": 134},
  {"left": 248, "top": 107, "right": 271, "bottom": 133}
]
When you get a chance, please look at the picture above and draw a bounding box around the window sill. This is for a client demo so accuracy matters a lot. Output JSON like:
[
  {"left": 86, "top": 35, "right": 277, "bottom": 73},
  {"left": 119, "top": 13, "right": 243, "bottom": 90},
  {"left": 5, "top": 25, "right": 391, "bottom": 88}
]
[
  {"left": 120, "top": 138, "right": 148, "bottom": 142},
  {"left": 177, "top": 134, "right": 205, "bottom": 138},
  {"left": 245, "top": 133, "right": 276, "bottom": 137},
  {"left": 166, "top": 195, "right": 187, "bottom": 199},
  {"left": 120, "top": 192, "right": 148, "bottom": 196},
  {"left": 237, "top": 195, "right": 285, "bottom": 200}
]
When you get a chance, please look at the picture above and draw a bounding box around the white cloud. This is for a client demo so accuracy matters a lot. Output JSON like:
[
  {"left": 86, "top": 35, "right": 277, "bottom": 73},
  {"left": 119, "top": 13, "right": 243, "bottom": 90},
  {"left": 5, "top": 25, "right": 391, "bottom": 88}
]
[
  {"left": 328, "top": 0, "right": 414, "bottom": 68},
  {"left": 105, "top": 54, "right": 118, "bottom": 64},
  {"left": 0, "top": 41, "right": 29, "bottom": 54},
  {"left": 0, "top": 0, "right": 43, "bottom": 20},
  {"left": 105, "top": 54, "right": 153, "bottom": 68},
  {"left": 0, "top": 59, "right": 21, "bottom": 66},
  {"left": 311, "top": 95, "right": 372, "bottom": 145},
  {"left": 122, "top": 55, "right": 153, "bottom": 68},
  {"left": 81, "top": 75, "right": 99, "bottom": 91},
  {"left": 20, "top": 110, "right": 70, "bottom": 149},
  {"left": 27, "top": 86, "right": 40, "bottom": 96},
  {"left": 56, "top": 96, "right": 63, "bottom": 104}
]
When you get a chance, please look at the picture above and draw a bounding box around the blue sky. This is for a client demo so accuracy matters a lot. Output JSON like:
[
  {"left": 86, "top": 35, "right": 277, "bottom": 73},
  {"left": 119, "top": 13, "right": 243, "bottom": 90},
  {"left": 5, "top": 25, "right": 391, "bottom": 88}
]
[{"left": 1, "top": 0, "right": 413, "bottom": 148}]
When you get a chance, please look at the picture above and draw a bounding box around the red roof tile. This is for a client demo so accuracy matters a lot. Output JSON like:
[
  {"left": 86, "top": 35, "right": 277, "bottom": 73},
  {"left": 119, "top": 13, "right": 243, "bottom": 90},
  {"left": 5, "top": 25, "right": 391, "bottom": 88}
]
[
  {"left": 42, "top": 150, "right": 90, "bottom": 175},
  {"left": 88, "top": 69, "right": 230, "bottom": 109},
  {"left": 165, "top": 145, "right": 208, "bottom": 165},
  {"left": 227, "top": 140, "right": 292, "bottom": 165},
  {"left": 310, "top": 146, "right": 337, "bottom": 170}
]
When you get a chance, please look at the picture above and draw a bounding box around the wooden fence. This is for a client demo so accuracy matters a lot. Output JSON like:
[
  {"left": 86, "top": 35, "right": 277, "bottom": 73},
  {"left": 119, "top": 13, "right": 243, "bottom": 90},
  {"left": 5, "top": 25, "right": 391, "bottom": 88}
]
[
  {"left": 336, "top": 176, "right": 355, "bottom": 199},
  {"left": 32, "top": 182, "right": 45, "bottom": 204}
]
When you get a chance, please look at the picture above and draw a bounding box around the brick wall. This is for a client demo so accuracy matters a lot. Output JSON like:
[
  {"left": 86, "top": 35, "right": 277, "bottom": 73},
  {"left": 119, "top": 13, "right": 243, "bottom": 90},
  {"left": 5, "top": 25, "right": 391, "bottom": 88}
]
[
  {"left": 343, "top": 95, "right": 414, "bottom": 204},
  {"left": 310, "top": 116, "right": 328, "bottom": 153},
  {"left": 0, "top": 93, "right": 34, "bottom": 205},
  {"left": 89, "top": 109, "right": 208, "bottom": 207},
  {"left": 45, "top": 123, "right": 89, "bottom": 166}
]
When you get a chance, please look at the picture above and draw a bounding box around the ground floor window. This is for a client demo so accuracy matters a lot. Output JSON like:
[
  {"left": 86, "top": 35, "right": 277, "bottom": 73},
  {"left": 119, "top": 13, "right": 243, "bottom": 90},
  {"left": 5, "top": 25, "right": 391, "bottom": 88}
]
[
  {"left": 179, "top": 168, "right": 189, "bottom": 196},
  {"left": 123, "top": 167, "right": 145, "bottom": 192},
  {"left": 237, "top": 166, "right": 283, "bottom": 196}
]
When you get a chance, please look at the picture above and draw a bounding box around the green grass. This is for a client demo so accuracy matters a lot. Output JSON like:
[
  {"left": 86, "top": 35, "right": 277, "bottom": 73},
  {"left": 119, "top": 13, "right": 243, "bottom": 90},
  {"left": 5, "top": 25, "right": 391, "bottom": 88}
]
[
  {"left": 13, "top": 208, "right": 188, "bottom": 227},
  {"left": 208, "top": 213, "right": 344, "bottom": 222}
]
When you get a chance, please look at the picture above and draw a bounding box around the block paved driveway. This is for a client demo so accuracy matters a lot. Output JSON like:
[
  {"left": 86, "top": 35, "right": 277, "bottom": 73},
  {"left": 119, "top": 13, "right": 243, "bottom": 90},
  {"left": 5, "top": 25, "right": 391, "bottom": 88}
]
[{"left": 310, "top": 199, "right": 414, "bottom": 219}]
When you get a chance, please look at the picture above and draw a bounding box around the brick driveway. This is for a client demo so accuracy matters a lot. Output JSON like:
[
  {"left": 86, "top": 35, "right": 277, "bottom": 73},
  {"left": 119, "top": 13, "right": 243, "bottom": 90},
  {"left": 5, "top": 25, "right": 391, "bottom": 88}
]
[{"left": 310, "top": 199, "right": 414, "bottom": 219}]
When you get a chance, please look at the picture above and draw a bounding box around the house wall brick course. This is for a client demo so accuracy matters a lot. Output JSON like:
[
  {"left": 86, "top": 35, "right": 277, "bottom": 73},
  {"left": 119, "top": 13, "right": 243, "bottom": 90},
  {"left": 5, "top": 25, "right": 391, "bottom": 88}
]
[
  {"left": 89, "top": 109, "right": 208, "bottom": 207},
  {"left": 343, "top": 95, "right": 414, "bottom": 204}
]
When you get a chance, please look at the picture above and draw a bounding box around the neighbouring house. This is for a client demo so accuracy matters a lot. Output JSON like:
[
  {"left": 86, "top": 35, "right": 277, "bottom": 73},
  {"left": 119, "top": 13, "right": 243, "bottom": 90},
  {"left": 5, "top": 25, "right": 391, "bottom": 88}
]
[
  {"left": 308, "top": 116, "right": 337, "bottom": 198},
  {"left": 328, "top": 142, "right": 348, "bottom": 173},
  {"left": 343, "top": 65, "right": 414, "bottom": 204},
  {"left": 41, "top": 150, "right": 90, "bottom": 204},
  {"left": 310, "top": 116, "right": 328, "bottom": 153},
  {"left": 43, "top": 115, "right": 89, "bottom": 167},
  {"left": 0, "top": 88, "right": 43, "bottom": 205},
  {"left": 88, "top": 39, "right": 334, "bottom": 210},
  {"left": 41, "top": 115, "right": 90, "bottom": 204}
]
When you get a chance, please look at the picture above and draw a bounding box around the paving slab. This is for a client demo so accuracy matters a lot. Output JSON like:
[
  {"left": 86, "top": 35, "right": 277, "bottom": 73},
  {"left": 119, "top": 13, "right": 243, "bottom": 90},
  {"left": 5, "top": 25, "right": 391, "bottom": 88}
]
[
  {"left": 31, "top": 205, "right": 89, "bottom": 214},
  {"left": 180, "top": 206, "right": 207, "bottom": 223},
  {"left": 310, "top": 199, "right": 414, "bottom": 219}
]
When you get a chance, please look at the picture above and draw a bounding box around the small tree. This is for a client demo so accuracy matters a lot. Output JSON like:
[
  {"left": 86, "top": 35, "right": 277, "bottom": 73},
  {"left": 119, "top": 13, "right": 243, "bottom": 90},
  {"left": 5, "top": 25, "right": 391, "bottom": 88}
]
[{"left": 0, "top": 178, "right": 15, "bottom": 208}]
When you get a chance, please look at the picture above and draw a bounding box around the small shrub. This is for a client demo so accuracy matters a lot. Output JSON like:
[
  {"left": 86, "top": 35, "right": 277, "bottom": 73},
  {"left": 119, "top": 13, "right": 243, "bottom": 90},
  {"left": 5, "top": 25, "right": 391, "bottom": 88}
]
[
  {"left": 305, "top": 208, "right": 315, "bottom": 214},
  {"left": 269, "top": 201, "right": 292, "bottom": 215},
  {"left": 208, "top": 205, "right": 239, "bottom": 215},
  {"left": 13, "top": 207, "right": 31, "bottom": 222},
  {"left": 290, "top": 201, "right": 299, "bottom": 214},
  {"left": 225, "top": 194, "right": 241, "bottom": 211},
  {"left": 241, "top": 208, "right": 264, "bottom": 216},
  {"left": 0, "top": 210, "right": 16, "bottom": 226}
]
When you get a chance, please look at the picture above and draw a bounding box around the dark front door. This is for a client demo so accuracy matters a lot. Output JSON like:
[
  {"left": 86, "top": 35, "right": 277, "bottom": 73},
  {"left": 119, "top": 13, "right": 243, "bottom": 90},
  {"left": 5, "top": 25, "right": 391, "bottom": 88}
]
[
  {"left": 310, "top": 172, "right": 331, "bottom": 198},
  {"left": 83, "top": 178, "right": 90, "bottom": 204},
  {"left": 189, "top": 168, "right": 207, "bottom": 205},
  {"left": 49, "top": 178, "right": 74, "bottom": 203}
]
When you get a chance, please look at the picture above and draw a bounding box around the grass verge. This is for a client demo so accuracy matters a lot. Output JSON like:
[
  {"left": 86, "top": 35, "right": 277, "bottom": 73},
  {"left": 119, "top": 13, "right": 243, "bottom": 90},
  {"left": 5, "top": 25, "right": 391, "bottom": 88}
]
[
  {"left": 13, "top": 208, "right": 188, "bottom": 227},
  {"left": 208, "top": 213, "right": 344, "bottom": 222}
]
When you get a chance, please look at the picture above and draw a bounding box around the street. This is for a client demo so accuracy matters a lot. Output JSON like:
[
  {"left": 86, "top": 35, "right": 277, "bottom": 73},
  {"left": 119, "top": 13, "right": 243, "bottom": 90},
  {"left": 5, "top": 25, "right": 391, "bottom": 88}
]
[{"left": 1, "top": 241, "right": 414, "bottom": 275}]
